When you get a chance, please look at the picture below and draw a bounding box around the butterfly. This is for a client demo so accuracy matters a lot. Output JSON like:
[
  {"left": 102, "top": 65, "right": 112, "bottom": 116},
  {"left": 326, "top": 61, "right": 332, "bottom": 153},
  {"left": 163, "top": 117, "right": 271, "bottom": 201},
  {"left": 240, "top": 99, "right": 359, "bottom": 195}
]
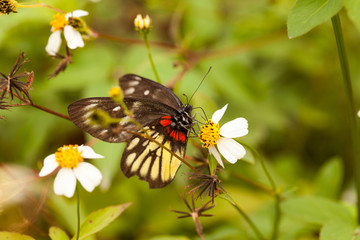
[{"left": 68, "top": 74, "right": 194, "bottom": 188}]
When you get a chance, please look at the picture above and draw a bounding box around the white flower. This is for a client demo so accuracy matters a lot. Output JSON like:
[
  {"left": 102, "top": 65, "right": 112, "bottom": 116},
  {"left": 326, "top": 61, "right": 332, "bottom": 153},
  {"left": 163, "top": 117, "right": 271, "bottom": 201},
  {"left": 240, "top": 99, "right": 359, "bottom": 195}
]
[
  {"left": 39, "top": 144, "right": 103, "bottom": 198},
  {"left": 134, "top": 14, "right": 151, "bottom": 31},
  {"left": 199, "top": 104, "right": 248, "bottom": 167},
  {"left": 45, "top": 10, "right": 88, "bottom": 56}
]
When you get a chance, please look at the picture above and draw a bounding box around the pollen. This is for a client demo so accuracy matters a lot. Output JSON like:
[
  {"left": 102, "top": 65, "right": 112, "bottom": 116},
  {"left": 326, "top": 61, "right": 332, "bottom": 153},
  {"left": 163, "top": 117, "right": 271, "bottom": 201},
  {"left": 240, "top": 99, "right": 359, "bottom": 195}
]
[
  {"left": 198, "top": 120, "right": 221, "bottom": 148},
  {"left": 50, "top": 13, "right": 68, "bottom": 31},
  {"left": 55, "top": 144, "right": 83, "bottom": 168}
]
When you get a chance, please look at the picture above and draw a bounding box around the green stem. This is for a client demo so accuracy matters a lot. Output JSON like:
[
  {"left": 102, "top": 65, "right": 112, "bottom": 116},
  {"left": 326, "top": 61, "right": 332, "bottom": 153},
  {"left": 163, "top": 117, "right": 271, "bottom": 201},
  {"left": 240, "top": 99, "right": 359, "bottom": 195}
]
[
  {"left": 75, "top": 186, "right": 80, "bottom": 240},
  {"left": 331, "top": 14, "right": 360, "bottom": 223},
  {"left": 240, "top": 141, "right": 281, "bottom": 240},
  {"left": 220, "top": 194, "right": 265, "bottom": 240},
  {"left": 143, "top": 34, "right": 161, "bottom": 83}
]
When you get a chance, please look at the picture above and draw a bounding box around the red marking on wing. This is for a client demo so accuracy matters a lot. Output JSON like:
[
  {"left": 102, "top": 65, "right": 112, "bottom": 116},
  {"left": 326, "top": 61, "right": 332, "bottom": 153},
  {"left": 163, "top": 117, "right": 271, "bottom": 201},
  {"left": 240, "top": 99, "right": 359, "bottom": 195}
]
[
  {"left": 160, "top": 115, "right": 186, "bottom": 143},
  {"left": 170, "top": 130, "right": 186, "bottom": 143},
  {"left": 160, "top": 115, "right": 172, "bottom": 127}
]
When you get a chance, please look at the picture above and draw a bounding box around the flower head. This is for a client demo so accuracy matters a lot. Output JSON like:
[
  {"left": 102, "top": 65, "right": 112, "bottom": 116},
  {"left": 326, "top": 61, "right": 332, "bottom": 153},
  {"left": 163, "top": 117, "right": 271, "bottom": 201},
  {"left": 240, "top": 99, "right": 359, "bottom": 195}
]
[
  {"left": 39, "top": 144, "right": 103, "bottom": 198},
  {"left": 0, "top": 0, "right": 18, "bottom": 15},
  {"left": 134, "top": 14, "right": 151, "bottom": 33},
  {"left": 109, "top": 86, "right": 123, "bottom": 103},
  {"left": 172, "top": 194, "right": 214, "bottom": 239},
  {"left": 199, "top": 104, "right": 248, "bottom": 167},
  {"left": 186, "top": 171, "right": 226, "bottom": 203},
  {"left": 45, "top": 10, "right": 89, "bottom": 56},
  {"left": 0, "top": 52, "right": 32, "bottom": 101}
]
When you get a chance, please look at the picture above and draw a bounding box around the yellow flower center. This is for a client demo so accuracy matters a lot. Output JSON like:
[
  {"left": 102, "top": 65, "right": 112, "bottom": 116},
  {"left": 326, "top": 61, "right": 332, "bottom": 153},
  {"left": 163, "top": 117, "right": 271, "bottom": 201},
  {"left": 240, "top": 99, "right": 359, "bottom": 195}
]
[
  {"left": 198, "top": 120, "right": 221, "bottom": 148},
  {"left": 55, "top": 144, "right": 83, "bottom": 168},
  {"left": 50, "top": 13, "right": 68, "bottom": 31},
  {"left": 109, "top": 86, "right": 123, "bottom": 102}
]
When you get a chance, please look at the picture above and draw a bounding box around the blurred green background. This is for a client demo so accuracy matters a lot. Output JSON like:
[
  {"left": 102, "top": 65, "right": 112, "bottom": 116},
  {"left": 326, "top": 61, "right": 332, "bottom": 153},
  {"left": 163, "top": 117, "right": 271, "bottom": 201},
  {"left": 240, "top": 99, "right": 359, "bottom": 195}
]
[{"left": 1, "top": 0, "right": 359, "bottom": 239}]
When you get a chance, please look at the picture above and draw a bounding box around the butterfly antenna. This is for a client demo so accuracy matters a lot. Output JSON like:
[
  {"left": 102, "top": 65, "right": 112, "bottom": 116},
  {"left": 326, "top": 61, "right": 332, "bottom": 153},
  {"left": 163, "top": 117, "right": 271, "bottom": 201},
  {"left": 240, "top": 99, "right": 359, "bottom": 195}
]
[{"left": 188, "top": 66, "right": 212, "bottom": 103}]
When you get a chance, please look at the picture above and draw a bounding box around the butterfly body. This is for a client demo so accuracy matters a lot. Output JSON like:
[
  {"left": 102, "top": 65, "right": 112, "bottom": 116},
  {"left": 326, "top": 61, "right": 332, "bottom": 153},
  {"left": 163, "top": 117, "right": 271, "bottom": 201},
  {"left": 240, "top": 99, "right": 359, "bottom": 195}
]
[{"left": 68, "top": 74, "right": 193, "bottom": 188}]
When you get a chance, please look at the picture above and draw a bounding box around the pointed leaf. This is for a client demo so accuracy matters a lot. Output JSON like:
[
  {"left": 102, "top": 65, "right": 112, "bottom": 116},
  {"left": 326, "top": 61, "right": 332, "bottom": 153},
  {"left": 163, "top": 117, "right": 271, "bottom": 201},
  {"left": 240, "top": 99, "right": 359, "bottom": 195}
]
[
  {"left": 345, "top": 0, "right": 360, "bottom": 32},
  {"left": 208, "top": 154, "right": 218, "bottom": 174},
  {"left": 288, "top": 0, "right": 344, "bottom": 38},
  {"left": 72, "top": 202, "right": 132, "bottom": 240},
  {"left": 314, "top": 156, "right": 344, "bottom": 198},
  {"left": 0, "top": 232, "right": 35, "bottom": 240},
  {"left": 282, "top": 196, "right": 353, "bottom": 224},
  {"left": 320, "top": 220, "right": 355, "bottom": 240},
  {"left": 49, "top": 227, "right": 70, "bottom": 240}
]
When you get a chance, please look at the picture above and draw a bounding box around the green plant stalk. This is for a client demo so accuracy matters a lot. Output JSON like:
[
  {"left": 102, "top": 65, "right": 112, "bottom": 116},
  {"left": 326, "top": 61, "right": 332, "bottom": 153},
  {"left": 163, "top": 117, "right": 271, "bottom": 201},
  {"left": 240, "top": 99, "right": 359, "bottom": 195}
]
[
  {"left": 143, "top": 34, "right": 161, "bottom": 83},
  {"left": 220, "top": 194, "right": 265, "bottom": 240},
  {"left": 240, "top": 141, "right": 281, "bottom": 240},
  {"left": 76, "top": 186, "right": 80, "bottom": 240},
  {"left": 331, "top": 13, "right": 360, "bottom": 223}
]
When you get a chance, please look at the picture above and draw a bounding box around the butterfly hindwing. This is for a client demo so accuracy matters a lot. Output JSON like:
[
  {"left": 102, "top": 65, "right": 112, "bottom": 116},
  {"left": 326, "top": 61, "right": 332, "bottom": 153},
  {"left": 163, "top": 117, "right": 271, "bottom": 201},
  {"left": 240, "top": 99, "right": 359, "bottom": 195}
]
[{"left": 121, "top": 122, "right": 185, "bottom": 188}]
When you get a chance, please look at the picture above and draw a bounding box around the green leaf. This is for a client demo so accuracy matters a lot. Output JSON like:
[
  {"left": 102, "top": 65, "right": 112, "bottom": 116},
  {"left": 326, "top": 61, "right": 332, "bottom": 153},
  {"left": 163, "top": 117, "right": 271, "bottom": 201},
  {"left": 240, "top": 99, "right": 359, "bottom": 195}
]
[
  {"left": 314, "top": 156, "right": 344, "bottom": 198},
  {"left": 345, "top": 0, "right": 360, "bottom": 32},
  {"left": 72, "top": 202, "right": 132, "bottom": 240},
  {"left": 236, "top": 141, "right": 255, "bottom": 165},
  {"left": 320, "top": 220, "right": 355, "bottom": 240},
  {"left": 282, "top": 196, "right": 353, "bottom": 224},
  {"left": 288, "top": 0, "right": 344, "bottom": 38},
  {"left": 208, "top": 154, "right": 218, "bottom": 175},
  {"left": 149, "top": 236, "right": 190, "bottom": 240},
  {"left": 49, "top": 227, "right": 70, "bottom": 240},
  {"left": 0, "top": 232, "right": 35, "bottom": 240}
]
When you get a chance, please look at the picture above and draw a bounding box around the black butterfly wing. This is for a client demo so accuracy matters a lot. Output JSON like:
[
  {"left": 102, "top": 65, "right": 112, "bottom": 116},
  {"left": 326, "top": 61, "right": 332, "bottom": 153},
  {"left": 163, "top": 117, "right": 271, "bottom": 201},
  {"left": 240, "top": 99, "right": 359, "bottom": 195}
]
[
  {"left": 121, "top": 119, "right": 186, "bottom": 188},
  {"left": 68, "top": 97, "right": 180, "bottom": 142},
  {"left": 119, "top": 74, "right": 183, "bottom": 109},
  {"left": 68, "top": 74, "right": 193, "bottom": 188},
  {"left": 68, "top": 97, "right": 188, "bottom": 188}
]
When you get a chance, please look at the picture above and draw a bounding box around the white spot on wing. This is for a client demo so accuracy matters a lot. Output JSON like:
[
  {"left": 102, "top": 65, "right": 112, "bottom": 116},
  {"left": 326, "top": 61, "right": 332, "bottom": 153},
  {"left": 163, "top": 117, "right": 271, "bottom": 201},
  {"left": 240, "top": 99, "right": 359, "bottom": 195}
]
[
  {"left": 113, "top": 106, "right": 121, "bottom": 111},
  {"left": 99, "top": 129, "right": 108, "bottom": 136},
  {"left": 134, "top": 76, "right": 142, "bottom": 81},
  {"left": 144, "top": 90, "right": 150, "bottom": 95},
  {"left": 128, "top": 81, "right": 140, "bottom": 86},
  {"left": 83, "top": 103, "right": 97, "bottom": 111},
  {"left": 125, "top": 87, "right": 135, "bottom": 95},
  {"left": 127, "top": 138, "right": 140, "bottom": 150}
]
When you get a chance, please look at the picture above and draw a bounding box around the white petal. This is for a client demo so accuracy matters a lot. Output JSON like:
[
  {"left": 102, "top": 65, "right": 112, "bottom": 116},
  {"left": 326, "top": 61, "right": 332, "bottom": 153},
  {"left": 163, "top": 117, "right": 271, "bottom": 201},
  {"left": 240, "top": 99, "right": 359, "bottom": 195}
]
[
  {"left": 53, "top": 168, "right": 77, "bottom": 198},
  {"left": 73, "top": 162, "right": 102, "bottom": 192},
  {"left": 65, "top": 10, "right": 88, "bottom": 20},
  {"left": 64, "top": 25, "right": 84, "bottom": 49},
  {"left": 216, "top": 137, "right": 246, "bottom": 164},
  {"left": 144, "top": 15, "right": 151, "bottom": 28},
  {"left": 211, "top": 104, "right": 228, "bottom": 123},
  {"left": 78, "top": 145, "right": 104, "bottom": 159},
  {"left": 209, "top": 146, "right": 224, "bottom": 168},
  {"left": 45, "top": 30, "right": 62, "bottom": 56},
  {"left": 220, "top": 118, "right": 248, "bottom": 138},
  {"left": 39, "top": 154, "right": 59, "bottom": 177}
]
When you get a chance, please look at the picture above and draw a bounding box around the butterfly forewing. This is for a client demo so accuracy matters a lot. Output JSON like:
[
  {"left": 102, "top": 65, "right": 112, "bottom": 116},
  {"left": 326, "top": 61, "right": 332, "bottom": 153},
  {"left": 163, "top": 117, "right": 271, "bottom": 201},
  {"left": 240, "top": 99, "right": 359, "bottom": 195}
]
[
  {"left": 68, "top": 97, "right": 180, "bottom": 142},
  {"left": 119, "top": 74, "right": 183, "bottom": 109},
  {"left": 68, "top": 97, "right": 131, "bottom": 142},
  {"left": 68, "top": 74, "right": 194, "bottom": 188}
]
